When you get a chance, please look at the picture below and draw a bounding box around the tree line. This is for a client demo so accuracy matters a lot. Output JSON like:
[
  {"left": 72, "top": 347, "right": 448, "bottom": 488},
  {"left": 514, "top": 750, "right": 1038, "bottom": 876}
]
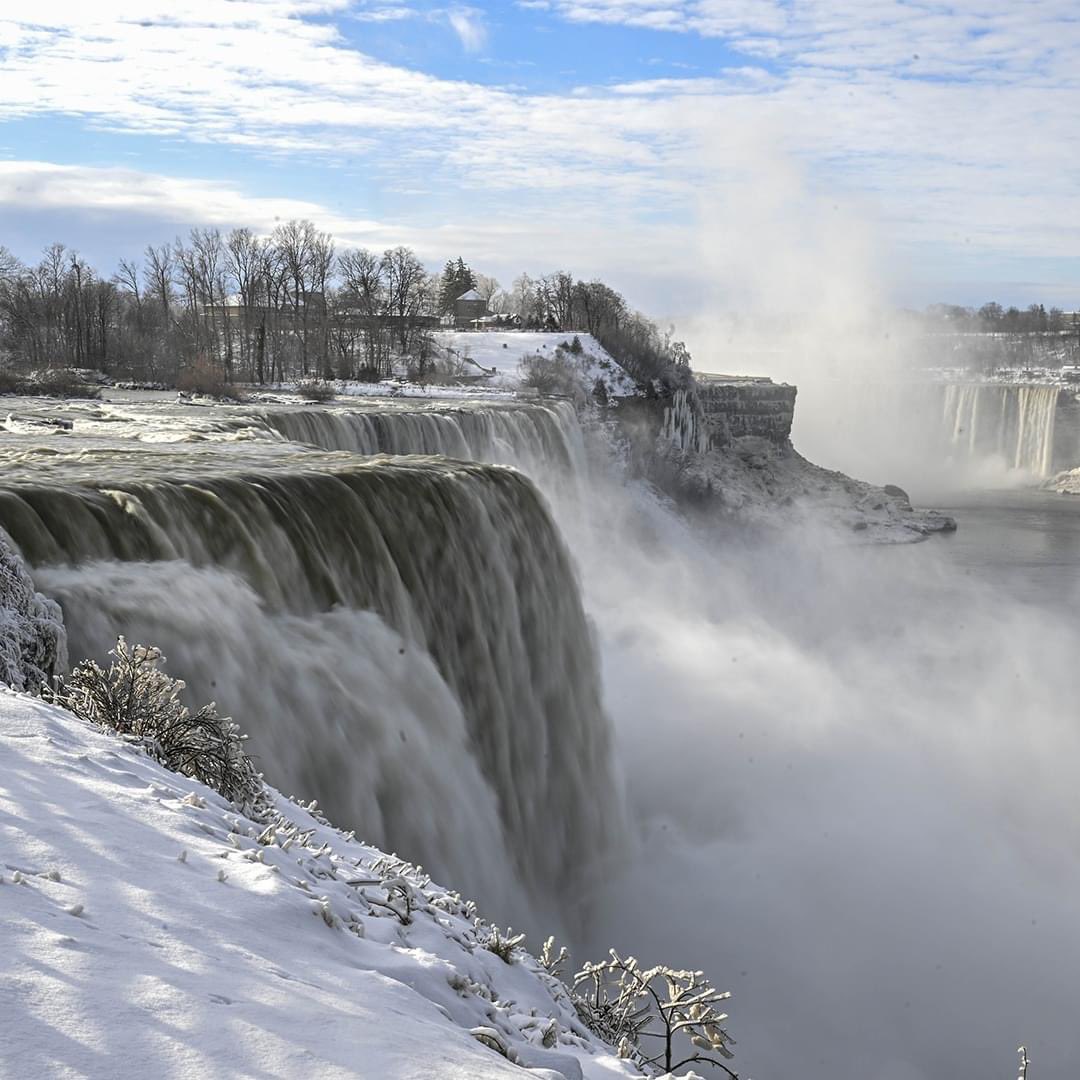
[
  {"left": 920, "top": 302, "right": 1079, "bottom": 335},
  {"left": 0, "top": 223, "right": 688, "bottom": 388}
]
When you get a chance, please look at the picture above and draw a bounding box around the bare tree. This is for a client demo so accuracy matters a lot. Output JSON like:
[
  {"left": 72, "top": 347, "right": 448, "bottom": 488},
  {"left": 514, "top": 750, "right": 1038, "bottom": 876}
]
[
  {"left": 381, "top": 245, "right": 432, "bottom": 367},
  {"left": 144, "top": 244, "right": 174, "bottom": 324},
  {"left": 338, "top": 247, "right": 390, "bottom": 378},
  {"left": 274, "top": 219, "right": 334, "bottom": 375}
]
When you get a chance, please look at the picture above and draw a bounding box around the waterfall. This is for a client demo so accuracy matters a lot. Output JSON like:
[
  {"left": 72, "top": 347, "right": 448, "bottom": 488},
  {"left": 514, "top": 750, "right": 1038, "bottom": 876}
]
[
  {"left": 941, "top": 383, "right": 1059, "bottom": 477},
  {"left": 0, "top": 448, "right": 618, "bottom": 924},
  {"left": 253, "top": 400, "right": 586, "bottom": 476}
]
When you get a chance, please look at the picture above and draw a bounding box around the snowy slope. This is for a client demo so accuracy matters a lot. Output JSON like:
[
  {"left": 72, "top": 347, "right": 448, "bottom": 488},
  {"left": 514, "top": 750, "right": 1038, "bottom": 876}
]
[
  {"left": 0, "top": 691, "right": 640, "bottom": 1080},
  {"left": 432, "top": 332, "right": 640, "bottom": 396}
]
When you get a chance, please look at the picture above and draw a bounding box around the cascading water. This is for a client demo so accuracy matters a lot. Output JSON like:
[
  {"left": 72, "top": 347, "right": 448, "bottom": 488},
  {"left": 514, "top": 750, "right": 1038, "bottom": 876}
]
[
  {"left": 254, "top": 400, "right": 585, "bottom": 476},
  {"left": 0, "top": 433, "right": 617, "bottom": 926},
  {"left": 941, "top": 383, "right": 1060, "bottom": 477}
]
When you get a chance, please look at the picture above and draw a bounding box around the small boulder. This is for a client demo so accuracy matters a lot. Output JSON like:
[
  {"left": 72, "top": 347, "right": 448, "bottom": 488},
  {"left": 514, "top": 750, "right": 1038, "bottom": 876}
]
[{"left": 883, "top": 484, "right": 910, "bottom": 502}]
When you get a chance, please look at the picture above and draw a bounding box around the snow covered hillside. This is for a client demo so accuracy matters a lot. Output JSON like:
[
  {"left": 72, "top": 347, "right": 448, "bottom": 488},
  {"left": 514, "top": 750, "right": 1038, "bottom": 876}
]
[
  {"left": 432, "top": 331, "right": 640, "bottom": 396},
  {"left": 0, "top": 691, "right": 640, "bottom": 1080}
]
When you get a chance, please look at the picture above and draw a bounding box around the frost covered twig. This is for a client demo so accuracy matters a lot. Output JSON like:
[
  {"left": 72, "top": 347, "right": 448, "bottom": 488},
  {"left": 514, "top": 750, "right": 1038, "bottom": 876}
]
[
  {"left": 1018, "top": 1045, "right": 1030, "bottom": 1080},
  {"left": 572, "top": 950, "right": 738, "bottom": 1078},
  {"left": 479, "top": 924, "right": 525, "bottom": 964}
]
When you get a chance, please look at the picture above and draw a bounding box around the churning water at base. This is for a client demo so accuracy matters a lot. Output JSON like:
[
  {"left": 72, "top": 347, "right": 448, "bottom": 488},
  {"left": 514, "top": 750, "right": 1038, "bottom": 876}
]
[{"left": 582, "top": 487, "right": 1080, "bottom": 1079}]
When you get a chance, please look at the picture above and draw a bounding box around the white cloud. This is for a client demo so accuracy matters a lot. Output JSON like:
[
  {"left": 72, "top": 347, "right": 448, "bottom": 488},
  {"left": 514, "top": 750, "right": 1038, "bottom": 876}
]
[
  {"left": 527, "top": 0, "right": 1080, "bottom": 86},
  {"left": 0, "top": 160, "right": 384, "bottom": 241},
  {"left": 0, "top": 160, "right": 695, "bottom": 299},
  {"left": 0, "top": 1, "right": 690, "bottom": 200},
  {"left": 1, "top": 1, "right": 1078, "bottom": 303},
  {"left": 353, "top": 5, "right": 416, "bottom": 21},
  {"left": 447, "top": 6, "right": 489, "bottom": 52}
]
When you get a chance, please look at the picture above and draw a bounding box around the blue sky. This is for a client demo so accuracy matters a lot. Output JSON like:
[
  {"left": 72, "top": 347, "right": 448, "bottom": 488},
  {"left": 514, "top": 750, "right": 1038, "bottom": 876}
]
[{"left": 1, "top": 1, "right": 1078, "bottom": 318}]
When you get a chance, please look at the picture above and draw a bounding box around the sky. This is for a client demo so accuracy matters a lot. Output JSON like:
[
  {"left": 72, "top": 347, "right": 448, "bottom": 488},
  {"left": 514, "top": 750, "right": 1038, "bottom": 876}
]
[{"left": 1, "top": 0, "right": 1078, "bottom": 317}]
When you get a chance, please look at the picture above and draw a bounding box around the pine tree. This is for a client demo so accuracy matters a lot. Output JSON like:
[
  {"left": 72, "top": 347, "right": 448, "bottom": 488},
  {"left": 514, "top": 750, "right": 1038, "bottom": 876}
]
[{"left": 438, "top": 257, "right": 477, "bottom": 314}]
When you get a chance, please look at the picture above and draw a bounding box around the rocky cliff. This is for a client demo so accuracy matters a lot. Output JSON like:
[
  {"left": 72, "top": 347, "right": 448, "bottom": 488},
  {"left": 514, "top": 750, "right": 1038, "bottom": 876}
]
[{"left": 695, "top": 374, "right": 798, "bottom": 446}]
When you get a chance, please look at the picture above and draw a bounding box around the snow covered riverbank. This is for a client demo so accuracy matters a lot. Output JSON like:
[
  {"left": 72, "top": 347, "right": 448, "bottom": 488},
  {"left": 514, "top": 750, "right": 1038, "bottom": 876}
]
[{"left": 0, "top": 691, "right": 639, "bottom": 1080}]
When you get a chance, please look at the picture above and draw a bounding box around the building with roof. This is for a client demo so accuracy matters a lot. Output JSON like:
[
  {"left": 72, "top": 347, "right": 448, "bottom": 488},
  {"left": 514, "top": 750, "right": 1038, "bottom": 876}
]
[{"left": 453, "top": 289, "right": 488, "bottom": 328}]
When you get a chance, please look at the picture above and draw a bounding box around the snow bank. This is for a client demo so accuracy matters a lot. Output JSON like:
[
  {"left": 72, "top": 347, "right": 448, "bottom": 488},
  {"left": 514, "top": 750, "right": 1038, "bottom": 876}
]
[
  {"left": 1045, "top": 467, "right": 1080, "bottom": 495},
  {"left": 0, "top": 692, "right": 640, "bottom": 1080},
  {"left": 0, "top": 532, "right": 66, "bottom": 691},
  {"left": 311, "top": 381, "right": 518, "bottom": 402},
  {"left": 432, "top": 331, "right": 640, "bottom": 397}
]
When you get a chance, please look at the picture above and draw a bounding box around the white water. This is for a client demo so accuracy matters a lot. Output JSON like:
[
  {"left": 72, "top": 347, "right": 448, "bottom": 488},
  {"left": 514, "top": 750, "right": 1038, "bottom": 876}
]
[{"left": 583, "top": 501, "right": 1080, "bottom": 1078}]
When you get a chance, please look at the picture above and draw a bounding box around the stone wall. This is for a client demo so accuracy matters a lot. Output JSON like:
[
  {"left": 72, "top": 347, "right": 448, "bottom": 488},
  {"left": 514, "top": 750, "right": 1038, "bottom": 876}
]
[{"left": 694, "top": 374, "right": 797, "bottom": 446}]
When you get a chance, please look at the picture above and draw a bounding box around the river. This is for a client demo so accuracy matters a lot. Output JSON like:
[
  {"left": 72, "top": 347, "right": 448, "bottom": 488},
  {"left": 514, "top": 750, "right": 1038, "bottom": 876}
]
[{"left": 926, "top": 487, "right": 1080, "bottom": 607}]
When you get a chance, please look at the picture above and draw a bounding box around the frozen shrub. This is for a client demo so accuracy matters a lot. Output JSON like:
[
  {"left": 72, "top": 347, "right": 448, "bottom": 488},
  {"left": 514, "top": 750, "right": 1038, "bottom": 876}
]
[
  {"left": 540, "top": 935, "right": 569, "bottom": 978},
  {"left": 177, "top": 358, "right": 240, "bottom": 399},
  {"left": 295, "top": 378, "right": 336, "bottom": 402},
  {"left": 517, "top": 351, "right": 584, "bottom": 403},
  {"left": 479, "top": 924, "right": 525, "bottom": 964},
  {"left": 0, "top": 368, "right": 23, "bottom": 394},
  {"left": 0, "top": 368, "right": 101, "bottom": 399},
  {"left": 47, "top": 637, "right": 265, "bottom": 814},
  {"left": 32, "top": 369, "right": 103, "bottom": 399},
  {"left": 573, "top": 950, "right": 739, "bottom": 1078}
]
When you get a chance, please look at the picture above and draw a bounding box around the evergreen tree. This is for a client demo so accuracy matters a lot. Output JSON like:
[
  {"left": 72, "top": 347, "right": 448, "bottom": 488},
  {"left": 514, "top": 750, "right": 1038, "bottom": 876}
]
[{"left": 438, "top": 257, "right": 477, "bottom": 314}]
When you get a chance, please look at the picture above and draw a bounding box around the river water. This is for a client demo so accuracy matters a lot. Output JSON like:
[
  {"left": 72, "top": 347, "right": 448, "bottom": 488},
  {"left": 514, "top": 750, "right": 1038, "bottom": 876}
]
[{"left": 924, "top": 487, "right": 1080, "bottom": 608}]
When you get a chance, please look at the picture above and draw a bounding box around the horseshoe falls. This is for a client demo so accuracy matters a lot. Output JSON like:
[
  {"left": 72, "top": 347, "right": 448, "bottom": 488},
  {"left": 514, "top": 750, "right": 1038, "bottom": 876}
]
[{"left": 941, "top": 382, "right": 1061, "bottom": 477}]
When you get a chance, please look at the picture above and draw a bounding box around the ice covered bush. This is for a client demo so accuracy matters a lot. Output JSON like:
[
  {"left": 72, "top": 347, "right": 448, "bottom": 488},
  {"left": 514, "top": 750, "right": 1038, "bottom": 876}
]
[
  {"left": 0, "top": 530, "right": 66, "bottom": 692},
  {"left": 479, "top": 924, "right": 526, "bottom": 964},
  {"left": 517, "top": 350, "right": 585, "bottom": 403},
  {"left": 573, "top": 951, "right": 738, "bottom": 1078},
  {"left": 295, "top": 377, "right": 336, "bottom": 402},
  {"left": 47, "top": 637, "right": 265, "bottom": 815},
  {"left": 177, "top": 357, "right": 241, "bottom": 400}
]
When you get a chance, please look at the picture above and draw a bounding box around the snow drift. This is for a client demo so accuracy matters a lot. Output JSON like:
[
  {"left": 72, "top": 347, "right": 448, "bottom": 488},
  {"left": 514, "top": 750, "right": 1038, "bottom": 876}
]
[{"left": 0, "top": 690, "right": 638, "bottom": 1080}]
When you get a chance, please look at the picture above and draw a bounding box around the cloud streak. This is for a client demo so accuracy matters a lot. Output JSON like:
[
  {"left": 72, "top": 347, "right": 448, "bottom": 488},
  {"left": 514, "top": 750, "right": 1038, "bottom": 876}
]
[{"left": 447, "top": 6, "right": 489, "bottom": 52}]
